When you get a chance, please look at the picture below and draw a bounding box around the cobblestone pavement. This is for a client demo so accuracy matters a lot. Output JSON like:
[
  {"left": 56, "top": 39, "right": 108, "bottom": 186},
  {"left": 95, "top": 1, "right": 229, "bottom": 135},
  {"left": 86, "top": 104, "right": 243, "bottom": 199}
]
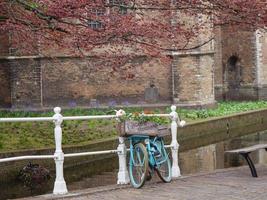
[{"left": 20, "top": 165, "right": 267, "bottom": 200}]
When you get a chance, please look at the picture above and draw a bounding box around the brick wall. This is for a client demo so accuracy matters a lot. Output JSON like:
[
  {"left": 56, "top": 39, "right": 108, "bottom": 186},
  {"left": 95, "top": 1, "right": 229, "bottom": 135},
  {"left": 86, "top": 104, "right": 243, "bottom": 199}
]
[
  {"left": 1, "top": 53, "right": 217, "bottom": 109},
  {"left": 9, "top": 59, "right": 42, "bottom": 108},
  {"left": 214, "top": 27, "right": 224, "bottom": 100},
  {"left": 259, "top": 32, "right": 267, "bottom": 84},
  {"left": 41, "top": 56, "right": 172, "bottom": 107},
  {"left": 214, "top": 27, "right": 258, "bottom": 100},
  {"left": 0, "top": 53, "right": 219, "bottom": 109},
  {"left": 257, "top": 31, "right": 267, "bottom": 100},
  {"left": 0, "top": 61, "right": 11, "bottom": 107},
  {"left": 0, "top": 33, "right": 9, "bottom": 56},
  {"left": 172, "top": 53, "right": 215, "bottom": 107},
  {"left": 0, "top": 53, "right": 216, "bottom": 109},
  {"left": 0, "top": 6, "right": 9, "bottom": 56},
  {"left": 170, "top": 12, "right": 216, "bottom": 107},
  {"left": 0, "top": 7, "right": 219, "bottom": 109},
  {"left": 3, "top": 27, "right": 266, "bottom": 109}
]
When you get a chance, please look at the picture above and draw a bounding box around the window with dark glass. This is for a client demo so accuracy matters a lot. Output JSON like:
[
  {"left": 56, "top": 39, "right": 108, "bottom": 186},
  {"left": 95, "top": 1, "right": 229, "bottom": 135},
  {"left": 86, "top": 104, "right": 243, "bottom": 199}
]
[
  {"left": 87, "top": 8, "right": 105, "bottom": 29},
  {"left": 86, "top": 1, "right": 128, "bottom": 29},
  {"left": 109, "top": 0, "right": 127, "bottom": 15}
]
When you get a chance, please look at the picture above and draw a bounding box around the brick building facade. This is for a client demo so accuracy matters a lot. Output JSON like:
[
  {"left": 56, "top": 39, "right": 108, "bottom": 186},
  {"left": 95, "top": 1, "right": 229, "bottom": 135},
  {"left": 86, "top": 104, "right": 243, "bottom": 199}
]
[
  {"left": 0, "top": 52, "right": 215, "bottom": 109},
  {"left": 0, "top": 25, "right": 266, "bottom": 109},
  {"left": 214, "top": 28, "right": 267, "bottom": 101}
]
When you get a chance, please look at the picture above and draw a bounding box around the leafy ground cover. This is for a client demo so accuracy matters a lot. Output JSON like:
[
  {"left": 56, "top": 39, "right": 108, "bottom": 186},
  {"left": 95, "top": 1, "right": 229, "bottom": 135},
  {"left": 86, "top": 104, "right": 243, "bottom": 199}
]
[
  {"left": 179, "top": 101, "right": 267, "bottom": 120},
  {"left": 0, "top": 101, "right": 267, "bottom": 152}
]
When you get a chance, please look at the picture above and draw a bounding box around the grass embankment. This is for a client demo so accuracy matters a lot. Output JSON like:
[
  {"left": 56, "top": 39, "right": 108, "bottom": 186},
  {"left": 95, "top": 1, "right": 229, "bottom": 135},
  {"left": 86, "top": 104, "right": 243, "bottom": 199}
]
[{"left": 0, "top": 101, "right": 267, "bottom": 152}]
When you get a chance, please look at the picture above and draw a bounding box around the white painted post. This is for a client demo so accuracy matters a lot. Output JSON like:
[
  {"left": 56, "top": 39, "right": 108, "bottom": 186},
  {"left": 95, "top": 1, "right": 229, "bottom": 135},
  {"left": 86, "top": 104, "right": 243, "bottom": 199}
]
[
  {"left": 170, "top": 105, "right": 181, "bottom": 178},
  {"left": 53, "top": 107, "right": 68, "bottom": 195},
  {"left": 117, "top": 136, "right": 130, "bottom": 184},
  {"left": 115, "top": 109, "right": 130, "bottom": 184}
]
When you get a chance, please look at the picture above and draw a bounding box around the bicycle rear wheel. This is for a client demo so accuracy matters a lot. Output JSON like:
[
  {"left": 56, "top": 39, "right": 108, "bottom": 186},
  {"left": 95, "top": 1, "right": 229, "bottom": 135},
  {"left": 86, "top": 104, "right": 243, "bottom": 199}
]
[
  {"left": 154, "top": 139, "right": 172, "bottom": 183},
  {"left": 129, "top": 143, "right": 148, "bottom": 188}
]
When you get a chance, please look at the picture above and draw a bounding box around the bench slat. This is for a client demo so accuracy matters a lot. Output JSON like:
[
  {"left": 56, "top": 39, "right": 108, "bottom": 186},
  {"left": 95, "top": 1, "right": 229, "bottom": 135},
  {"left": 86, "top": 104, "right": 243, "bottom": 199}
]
[{"left": 225, "top": 144, "right": 267, "bottom": 154}]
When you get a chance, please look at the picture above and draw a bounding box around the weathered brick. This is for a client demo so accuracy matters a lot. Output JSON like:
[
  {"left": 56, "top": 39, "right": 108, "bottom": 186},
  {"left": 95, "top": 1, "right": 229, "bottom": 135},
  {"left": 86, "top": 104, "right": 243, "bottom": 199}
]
[
  {"left": 214, "top": 27, "right": 262, "bottom": 100},
  {"left": 0, "top": 61, "right": 11, "bottom": 107},
  {"left": 2, "top": 24, "right": 267, "bottom": 109},
  {"left": 41, "top": 56, "right": 172, "bottom": 107},
  {"left": 8, "top": 59, "right": 42, "bottom": 108}
]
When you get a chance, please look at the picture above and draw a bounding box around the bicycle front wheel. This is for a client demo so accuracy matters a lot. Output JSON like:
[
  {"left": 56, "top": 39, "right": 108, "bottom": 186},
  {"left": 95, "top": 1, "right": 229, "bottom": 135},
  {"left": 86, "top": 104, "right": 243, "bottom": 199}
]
[
  {"left": 129, "top": 143, "right": 148, "bottom": 188},
  {"left": 154, "top": 140, "right": 172, "bottom": 183}
]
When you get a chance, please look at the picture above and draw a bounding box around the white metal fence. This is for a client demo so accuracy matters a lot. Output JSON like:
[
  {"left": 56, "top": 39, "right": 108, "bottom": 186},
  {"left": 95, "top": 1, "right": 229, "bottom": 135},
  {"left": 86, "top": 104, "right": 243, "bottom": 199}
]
[{"left": 0, "top": 105, "right": 185, "bottom": 195}]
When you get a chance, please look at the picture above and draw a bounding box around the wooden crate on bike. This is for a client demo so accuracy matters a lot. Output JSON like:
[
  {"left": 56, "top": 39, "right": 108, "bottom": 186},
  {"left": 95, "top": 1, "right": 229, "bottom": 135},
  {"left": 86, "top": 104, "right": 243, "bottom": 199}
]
[{"left": 117, "top": 120, "right": 170, "bottom": 137}]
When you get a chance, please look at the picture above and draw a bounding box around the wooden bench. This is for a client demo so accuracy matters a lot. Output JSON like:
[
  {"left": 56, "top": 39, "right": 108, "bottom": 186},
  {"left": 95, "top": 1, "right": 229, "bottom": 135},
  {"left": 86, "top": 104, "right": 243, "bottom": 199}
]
[{"left": 225, "top": 144, "right": 267, "bottom": 177}]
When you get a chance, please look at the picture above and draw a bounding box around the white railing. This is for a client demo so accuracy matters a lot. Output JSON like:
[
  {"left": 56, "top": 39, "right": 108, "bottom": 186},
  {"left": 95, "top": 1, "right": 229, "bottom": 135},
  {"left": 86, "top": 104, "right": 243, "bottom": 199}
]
[{"left": 0, "top": 105, "right": 185, "bottom": 195}]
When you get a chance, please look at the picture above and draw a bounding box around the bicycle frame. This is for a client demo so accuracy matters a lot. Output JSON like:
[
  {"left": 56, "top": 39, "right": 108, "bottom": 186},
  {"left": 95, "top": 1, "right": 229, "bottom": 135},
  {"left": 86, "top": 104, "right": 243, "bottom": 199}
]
[
  {"left": 128, "top": 135, "right": 168, "bottom": 169},
  {"left": 128, "top": 135, "right": 148, "bottom": 167}
]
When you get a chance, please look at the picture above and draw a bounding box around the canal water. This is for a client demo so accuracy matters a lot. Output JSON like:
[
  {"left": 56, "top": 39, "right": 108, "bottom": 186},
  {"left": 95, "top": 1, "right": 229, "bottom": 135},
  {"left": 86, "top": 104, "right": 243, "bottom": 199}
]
[{"left": 1, "top": 131, "right": 267, "bottom": 199}]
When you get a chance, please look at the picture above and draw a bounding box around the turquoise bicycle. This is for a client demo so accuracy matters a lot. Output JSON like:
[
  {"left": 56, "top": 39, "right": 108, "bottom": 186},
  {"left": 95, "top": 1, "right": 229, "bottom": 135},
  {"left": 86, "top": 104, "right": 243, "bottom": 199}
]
[{"left": 128, "top": 134, "right": 171, "bottom": 188}]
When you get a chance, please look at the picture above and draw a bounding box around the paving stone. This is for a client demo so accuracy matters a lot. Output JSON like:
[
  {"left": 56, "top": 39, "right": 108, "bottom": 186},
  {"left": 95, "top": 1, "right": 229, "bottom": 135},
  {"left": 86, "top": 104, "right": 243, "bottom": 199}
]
[{"left": 18, "top": 165, "right": 267, "bottom": 200}]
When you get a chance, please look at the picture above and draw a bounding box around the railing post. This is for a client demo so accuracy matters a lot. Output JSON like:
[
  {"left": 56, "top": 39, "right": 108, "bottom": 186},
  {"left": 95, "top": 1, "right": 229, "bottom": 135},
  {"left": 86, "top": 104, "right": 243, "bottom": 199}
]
[
  {"left": 117, "top": 136, "right": 130, "bottom": 184},
  {"left": 53, "top": 107, "right": 68, "bottom": 195},
  {"left": 116, "top": 109, "right": 130, "bottom": 184},
  {"left": 170, "top": 105, "right": 181, "bottom": 178}
]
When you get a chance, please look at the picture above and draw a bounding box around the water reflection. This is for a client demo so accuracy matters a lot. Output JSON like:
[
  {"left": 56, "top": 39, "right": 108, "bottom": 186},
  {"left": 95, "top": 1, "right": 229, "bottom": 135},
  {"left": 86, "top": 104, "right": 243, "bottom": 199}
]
[
  {"left": 1, "top": 131, "right": 267, "bottom": 199},
  {"left": 180, "top": 131, "right": 267, "bottom": 175}
]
